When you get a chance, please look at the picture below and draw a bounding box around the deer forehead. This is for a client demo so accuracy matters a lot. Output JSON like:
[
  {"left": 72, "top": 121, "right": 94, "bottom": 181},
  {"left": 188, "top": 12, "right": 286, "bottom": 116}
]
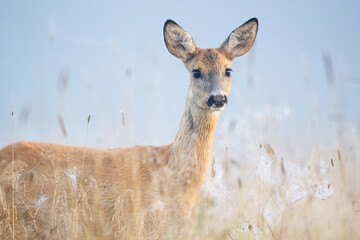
[{"left": 186, "top": 48, "right": 232, "bottom": 72}]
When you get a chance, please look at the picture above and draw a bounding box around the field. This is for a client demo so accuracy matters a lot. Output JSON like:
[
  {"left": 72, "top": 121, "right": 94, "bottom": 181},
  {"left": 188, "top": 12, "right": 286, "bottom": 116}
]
[
  {"left": 1, "top": 98, "right": 359, "bottom": 239},
  {"left": 0, "top": 2, "right": 359, "bottom": 239},
  {"left": 171, "top": 106, "right": 359, "bottom": 239},
  {"left": 192, "top": 131, "right": 360, "bottom": 240}
]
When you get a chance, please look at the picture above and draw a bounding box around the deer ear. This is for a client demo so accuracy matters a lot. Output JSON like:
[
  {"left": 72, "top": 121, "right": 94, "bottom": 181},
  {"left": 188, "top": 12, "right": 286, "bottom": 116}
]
[
  {"left": 164, "top": 20, "right": 197, "bottom": 61},
  {"left": 219, "top": 18, "right": 258, "bottom": 60}
]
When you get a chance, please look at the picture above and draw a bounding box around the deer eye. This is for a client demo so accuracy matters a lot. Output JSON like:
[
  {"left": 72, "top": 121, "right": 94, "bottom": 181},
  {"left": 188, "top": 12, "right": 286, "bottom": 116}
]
[
  {"left": 192, "top": 69, "right": 201, "bottom": 79},
  {"left": 225, "top": 69, "right": 232, "bottom": 77}
]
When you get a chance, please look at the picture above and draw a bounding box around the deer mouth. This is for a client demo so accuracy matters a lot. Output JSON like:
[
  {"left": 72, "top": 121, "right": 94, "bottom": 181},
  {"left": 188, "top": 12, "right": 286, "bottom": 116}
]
[{"left": 209, "top": 105, "right": 226, "bottom": 111}]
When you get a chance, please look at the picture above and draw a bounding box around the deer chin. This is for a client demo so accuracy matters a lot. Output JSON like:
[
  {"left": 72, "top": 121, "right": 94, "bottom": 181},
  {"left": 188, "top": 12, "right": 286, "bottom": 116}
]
[{"left": 209, "top": 105, "right": 226, "bottom": 111}]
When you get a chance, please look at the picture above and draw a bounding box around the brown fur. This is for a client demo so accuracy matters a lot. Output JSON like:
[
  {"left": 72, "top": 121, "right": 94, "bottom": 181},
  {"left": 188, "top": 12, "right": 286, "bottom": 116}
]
[{"left": 0, "top": 18, "right": 258, "bottom": 239}]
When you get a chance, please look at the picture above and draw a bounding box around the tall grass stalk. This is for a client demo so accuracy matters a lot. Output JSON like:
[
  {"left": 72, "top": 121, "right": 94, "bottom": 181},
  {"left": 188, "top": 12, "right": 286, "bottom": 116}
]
[{"left": 11, "top": 103, "right": 15, "bottom": 240}]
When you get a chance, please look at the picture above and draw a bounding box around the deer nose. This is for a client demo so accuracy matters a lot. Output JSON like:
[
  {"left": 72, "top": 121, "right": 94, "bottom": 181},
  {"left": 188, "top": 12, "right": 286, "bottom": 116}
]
[{"left": 206, "top": 94, "right": 228, "bottom": 108}]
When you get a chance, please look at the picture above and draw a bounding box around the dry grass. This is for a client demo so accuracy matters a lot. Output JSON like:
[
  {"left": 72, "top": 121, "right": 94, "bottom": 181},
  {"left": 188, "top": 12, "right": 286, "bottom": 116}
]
[
  {"left": 199, "top": 142, "right": 359, "bottom": 240},
  {"left": 1, "top": 56, "right": 359, "bottom": 240},
  {"left": 1, "top": 126, "right": 358, "bottom": 239}
]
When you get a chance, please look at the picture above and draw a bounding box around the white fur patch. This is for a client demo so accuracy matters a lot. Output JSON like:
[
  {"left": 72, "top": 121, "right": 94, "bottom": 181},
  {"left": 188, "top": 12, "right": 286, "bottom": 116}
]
[
  {"left": 181, "top": 32, "right": 196, "bottom": 53},
  {"left": 210, "top": 105, "right": 226, "bottom": 111},
  {"left": 188, "top": 89, "right": 193, "bottom": 99}
]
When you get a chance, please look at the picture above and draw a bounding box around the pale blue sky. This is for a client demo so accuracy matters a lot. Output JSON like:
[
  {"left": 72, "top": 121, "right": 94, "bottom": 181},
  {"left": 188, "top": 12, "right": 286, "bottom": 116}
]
[{"left": 1, "top": 1, "right": 359, "bottom": 151}]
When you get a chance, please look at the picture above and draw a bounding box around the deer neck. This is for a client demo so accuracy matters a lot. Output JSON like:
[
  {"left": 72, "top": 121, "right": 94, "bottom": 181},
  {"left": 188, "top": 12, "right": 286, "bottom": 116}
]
[{"left": 169, "top": 87, "right": 219, "bottom": 190}]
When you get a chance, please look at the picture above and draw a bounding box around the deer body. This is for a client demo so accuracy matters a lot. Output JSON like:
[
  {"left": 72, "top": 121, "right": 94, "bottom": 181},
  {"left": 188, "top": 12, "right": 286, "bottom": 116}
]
[{"left": 0, "top": 18, "right": 258, "bottom": 239}]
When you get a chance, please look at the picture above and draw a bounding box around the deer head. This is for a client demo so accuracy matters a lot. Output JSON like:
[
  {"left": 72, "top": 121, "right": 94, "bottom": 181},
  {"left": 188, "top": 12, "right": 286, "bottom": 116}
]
[{"left": 164, "top": 18, "right": 258, "bottom": 111}]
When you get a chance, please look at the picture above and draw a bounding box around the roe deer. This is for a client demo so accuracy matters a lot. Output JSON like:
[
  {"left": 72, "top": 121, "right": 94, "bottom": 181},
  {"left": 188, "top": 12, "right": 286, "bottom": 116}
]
[{"left": 0, "top": 18, "right": 258, "bottom": 239}]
